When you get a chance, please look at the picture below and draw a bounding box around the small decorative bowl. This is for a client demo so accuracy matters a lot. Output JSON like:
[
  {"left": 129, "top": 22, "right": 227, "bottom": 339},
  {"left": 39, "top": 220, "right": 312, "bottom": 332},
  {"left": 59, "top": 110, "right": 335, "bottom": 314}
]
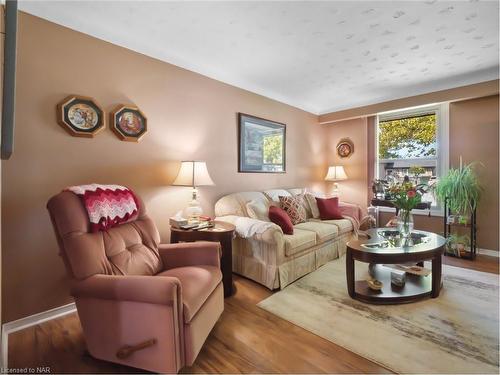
[{"left": 367, "top": 279, "right": 383, "bottom": 291}]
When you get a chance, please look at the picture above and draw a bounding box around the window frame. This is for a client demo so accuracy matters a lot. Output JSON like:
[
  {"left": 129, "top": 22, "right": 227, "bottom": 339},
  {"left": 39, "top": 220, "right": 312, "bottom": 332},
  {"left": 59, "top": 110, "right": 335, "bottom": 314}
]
[{"left": 375, "top": 102, "right": 449, "bottom": 216}]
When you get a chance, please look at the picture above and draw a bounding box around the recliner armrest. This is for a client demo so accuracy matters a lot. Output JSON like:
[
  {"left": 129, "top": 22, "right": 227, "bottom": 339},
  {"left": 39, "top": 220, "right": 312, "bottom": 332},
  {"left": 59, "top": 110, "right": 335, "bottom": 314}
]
[
  {"left": 158, "top": 241, "right": 221, "bottom": 270},
  {"left": 71, "top": 274, "right": 181, "bottom": 306}
]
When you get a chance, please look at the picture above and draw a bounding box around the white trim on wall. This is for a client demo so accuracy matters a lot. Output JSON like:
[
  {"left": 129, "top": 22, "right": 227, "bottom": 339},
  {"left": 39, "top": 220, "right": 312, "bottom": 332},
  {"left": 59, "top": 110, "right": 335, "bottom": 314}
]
[
  {"left": 1, "top": 303, "right": 76, "bottom": 368},
  {"left": 477, "top": 248, "right": 500, "bottom": 258}
]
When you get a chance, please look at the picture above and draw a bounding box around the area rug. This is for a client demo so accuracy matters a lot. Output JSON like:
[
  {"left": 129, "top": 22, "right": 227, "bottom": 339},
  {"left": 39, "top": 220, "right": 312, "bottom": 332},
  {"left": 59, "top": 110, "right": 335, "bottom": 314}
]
[{"left": 258, "top": 258, "right": 499, "bottom": 374}]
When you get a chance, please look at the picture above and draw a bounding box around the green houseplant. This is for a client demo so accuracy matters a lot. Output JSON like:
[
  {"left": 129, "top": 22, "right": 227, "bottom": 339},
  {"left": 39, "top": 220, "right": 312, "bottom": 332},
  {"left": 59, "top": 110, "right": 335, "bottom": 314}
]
[
  {"left": 435, "top": 162, "right": 482, "bottom": 218},
  {"left": 445, "top": 233, "right": 471, "bottom": 257}
]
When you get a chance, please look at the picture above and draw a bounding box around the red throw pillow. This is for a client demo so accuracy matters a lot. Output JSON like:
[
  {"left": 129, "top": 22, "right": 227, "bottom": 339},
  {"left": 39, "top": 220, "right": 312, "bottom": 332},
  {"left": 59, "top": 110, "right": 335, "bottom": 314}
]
[
  {"left": 268, "top": 205, "right": 294, "bottom": 235},
  {"left": 316, "top": 197, "right": 344, "bottom": 220}
]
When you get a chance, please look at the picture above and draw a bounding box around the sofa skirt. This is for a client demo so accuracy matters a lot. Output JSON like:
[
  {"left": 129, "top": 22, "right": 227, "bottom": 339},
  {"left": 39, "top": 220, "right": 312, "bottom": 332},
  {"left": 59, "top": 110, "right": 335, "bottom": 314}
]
[{"left": 232, "top": 232, "right": 353, "bottom": 290}]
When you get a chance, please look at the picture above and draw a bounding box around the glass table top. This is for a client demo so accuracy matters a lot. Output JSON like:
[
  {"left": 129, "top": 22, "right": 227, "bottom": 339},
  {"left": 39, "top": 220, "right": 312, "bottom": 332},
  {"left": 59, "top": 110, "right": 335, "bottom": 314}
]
[
  {"left": 348, "top": 228, "right": 446, "bottom": 254},
  {"left": 361, "top": 230, "right": 431, "bottom": 250}
]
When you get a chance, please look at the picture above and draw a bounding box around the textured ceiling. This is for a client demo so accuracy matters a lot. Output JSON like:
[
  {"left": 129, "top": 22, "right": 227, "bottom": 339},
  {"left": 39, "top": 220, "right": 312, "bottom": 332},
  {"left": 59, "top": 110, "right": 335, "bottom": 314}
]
[{"left": 20, "top": 1, "right": 500, "bottom": 114}]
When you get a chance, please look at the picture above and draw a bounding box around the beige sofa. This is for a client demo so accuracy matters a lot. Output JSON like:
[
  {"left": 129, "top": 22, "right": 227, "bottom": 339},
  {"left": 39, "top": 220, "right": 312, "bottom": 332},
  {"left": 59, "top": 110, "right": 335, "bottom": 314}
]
[{"left": 215, "top": 188, "right": 357, "bottom": 290}]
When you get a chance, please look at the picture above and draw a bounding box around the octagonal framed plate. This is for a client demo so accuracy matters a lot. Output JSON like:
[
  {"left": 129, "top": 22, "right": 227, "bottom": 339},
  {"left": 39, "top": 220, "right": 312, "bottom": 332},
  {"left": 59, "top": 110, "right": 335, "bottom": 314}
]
[
  {"left": 336, "top": 137, "right": 354, "bottom": 158},
  {"left": 110, "top": 105, "right": 147, "bottom": 142},
  {"left": 56, "top": 95, "right": 105, "bottom": 137}
]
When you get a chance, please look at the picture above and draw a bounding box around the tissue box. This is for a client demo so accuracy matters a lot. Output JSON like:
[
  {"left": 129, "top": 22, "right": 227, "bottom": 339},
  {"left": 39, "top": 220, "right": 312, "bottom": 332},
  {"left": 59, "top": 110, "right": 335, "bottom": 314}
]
[
  {"left": 169, "top": 217, "right": 188, "bottom": 228},
  {"left": 391, "top": 269, "right": 406, "bottom": 287}
]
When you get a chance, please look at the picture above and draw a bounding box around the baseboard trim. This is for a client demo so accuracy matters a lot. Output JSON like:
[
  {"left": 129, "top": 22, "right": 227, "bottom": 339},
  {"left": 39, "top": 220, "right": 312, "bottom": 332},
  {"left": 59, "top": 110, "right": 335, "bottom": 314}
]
[
  {"left": 478, "top": 248, "right": 500, "bottom": 257},
  {"left": 1, "top": 302, "right": 76, "bottom": 369}
]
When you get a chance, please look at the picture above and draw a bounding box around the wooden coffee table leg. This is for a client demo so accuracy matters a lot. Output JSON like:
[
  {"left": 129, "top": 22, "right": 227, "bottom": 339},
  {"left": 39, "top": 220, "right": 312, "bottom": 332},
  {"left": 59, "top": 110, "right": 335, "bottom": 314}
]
[
  {"left": 346, "top": 249, "right": 355, "bottom": 298},
  {"left": 431, "top": 254, "right": 442, "bottom": 298}
]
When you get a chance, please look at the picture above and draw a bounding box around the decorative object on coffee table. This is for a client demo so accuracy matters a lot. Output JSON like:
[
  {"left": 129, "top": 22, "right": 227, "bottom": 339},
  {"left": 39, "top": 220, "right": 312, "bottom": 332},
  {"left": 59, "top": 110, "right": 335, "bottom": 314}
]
[
  {"left": 336, "top": 138, "right": 354, "bottom": 158},
  {"left": 238, "top": 113, "right": 286, "bottom": 173},
  {"left": 170, "top": 221, "right": 235, "bottom": 297},
  {"left": 56, "top": 95, "right": 105, "bottom": 137},
  {"left": 388, "top": 181, "right": 423, "bottom": 238},
  {"left": 390, "top": 269, "right": 406, "bottom": 287},
  {"left": 110, "top": 105, "right": 147, "bottom": 142},
  {"left": 346, "top": 228, "right": 445, "bottom": 304},
  {"left": 367, "top": 278, "right": 383, "bottom": 291}
]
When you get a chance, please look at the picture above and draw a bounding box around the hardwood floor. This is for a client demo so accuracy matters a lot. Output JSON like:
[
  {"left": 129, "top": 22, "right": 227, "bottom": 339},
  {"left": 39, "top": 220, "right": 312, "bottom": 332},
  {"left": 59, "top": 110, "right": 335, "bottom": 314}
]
[{"left": 8, "top": 255, "right": 498, "bottom": 374}]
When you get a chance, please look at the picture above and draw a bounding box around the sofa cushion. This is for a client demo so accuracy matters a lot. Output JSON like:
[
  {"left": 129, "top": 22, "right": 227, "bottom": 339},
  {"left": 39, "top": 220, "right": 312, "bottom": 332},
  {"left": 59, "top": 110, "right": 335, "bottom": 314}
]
[
  {"left": 279, "top": 195, "right": 307, "bottom": 225},
  {"left": 214, "top": 191, "right": 270, "bottom": 217},
  {"left": 294, "top": 221, "right": 339, "bottom": 243},
  {"left": 287, "top": 188, "right": 305, "bottom": 196},
  {"left": 269, "top": 206, "right": 294, "bottom": 234},
  {"left": 264, "top": 189, "right": 291, "bottom": 203},
  {"left": 246, "top": 199, "right": 272, "bottom": 222},
  {"left": 316, "top": 197, "right": 343, "bottom": 220},
  {"left": 284, "top": 229, "right": 316, "bottom": 256},
  {"left": 304, "top": 193, "right": 320, "bottom": 219},
  {"left": 312, "top": 218, "right": 354, "bottom": 234},
  {"left": 157, "top": 265, "right": 221, "bottom": 322}
]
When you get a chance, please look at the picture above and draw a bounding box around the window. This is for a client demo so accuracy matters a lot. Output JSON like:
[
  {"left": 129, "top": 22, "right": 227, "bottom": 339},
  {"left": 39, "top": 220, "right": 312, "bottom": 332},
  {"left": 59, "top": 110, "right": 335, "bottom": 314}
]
[{"left": 376, "top": 103, "right": 449, "bottom": 209}]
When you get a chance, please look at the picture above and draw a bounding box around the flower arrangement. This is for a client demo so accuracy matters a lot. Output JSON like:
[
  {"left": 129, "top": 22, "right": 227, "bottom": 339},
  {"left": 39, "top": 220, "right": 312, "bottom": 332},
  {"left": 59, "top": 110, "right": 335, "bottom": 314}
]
[
  {"left": 388, "top": 182, "right": 422, "bottom": 238},
  {"left": 389, "top": 182, "right": 422, "bottom": 211}
]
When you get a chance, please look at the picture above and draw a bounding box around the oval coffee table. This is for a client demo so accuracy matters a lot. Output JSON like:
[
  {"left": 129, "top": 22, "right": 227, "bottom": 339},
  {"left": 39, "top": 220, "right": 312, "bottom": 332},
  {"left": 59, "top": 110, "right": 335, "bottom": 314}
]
[{"left": 346, "top": 228, "right": 446, "bottom": 304}]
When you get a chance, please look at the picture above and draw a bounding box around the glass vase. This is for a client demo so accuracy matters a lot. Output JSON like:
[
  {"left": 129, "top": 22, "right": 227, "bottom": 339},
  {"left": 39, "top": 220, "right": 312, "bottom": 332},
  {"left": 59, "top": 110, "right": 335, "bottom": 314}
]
[{"left": 397, "top": 209, "right": 414, "bottom": 238}]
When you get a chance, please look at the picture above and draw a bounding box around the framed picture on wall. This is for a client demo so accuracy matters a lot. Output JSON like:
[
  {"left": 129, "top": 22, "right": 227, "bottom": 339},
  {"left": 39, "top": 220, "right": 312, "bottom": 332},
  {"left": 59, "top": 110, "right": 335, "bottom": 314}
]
[
  {"left": 337, "top": 138, "right": 354, "bottom": 158},
  {"left": 238, "top": 113, "right": 286, "bottom": 173},
  {"left": 56, "top": 95, "right": 105, "bottom": 137},
  {"left": 110, "top": 105, "right": 147, "bottom": 142}
]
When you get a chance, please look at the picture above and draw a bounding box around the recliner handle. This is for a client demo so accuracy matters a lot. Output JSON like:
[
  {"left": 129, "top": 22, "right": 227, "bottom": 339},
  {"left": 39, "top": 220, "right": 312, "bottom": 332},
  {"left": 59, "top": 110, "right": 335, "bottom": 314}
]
[{"left": 116, "top": 338, "right": 157, "bottom": 359}]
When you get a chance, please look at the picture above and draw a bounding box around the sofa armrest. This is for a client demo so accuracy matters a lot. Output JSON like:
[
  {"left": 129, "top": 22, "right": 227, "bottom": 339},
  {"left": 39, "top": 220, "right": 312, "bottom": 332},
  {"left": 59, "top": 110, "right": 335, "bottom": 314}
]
[
  {"left": 214, "top": 215, "right": 241, "bottom": 225},
  {"left": 158, "top": 241, "right": 221, "bottom": 270},
  {"left": 71, "top": 274, "right": 181, "bottom": 306},
  {"left": 339, "top": 201, "right": 364, "bottom": 221},
  {"left": 216, "top": 215, "right": 283, "bottom": 244}
]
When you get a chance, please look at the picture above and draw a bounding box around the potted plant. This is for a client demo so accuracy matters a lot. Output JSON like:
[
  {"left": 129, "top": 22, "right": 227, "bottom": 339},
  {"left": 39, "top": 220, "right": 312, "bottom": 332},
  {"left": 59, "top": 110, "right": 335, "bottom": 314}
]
[
  {"left": 445, "top": 234, "right": 471, "bottom": 257},
  {"left": 434, "top": 161, "right": 482, "bottom": 220}
]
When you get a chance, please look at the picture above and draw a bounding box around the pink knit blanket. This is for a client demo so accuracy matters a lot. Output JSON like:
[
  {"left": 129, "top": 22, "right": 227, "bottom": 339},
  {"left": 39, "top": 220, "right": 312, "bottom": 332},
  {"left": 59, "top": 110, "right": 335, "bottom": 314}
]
[{"left": 65, "top": 184, "right": 139, "bottom": 232}]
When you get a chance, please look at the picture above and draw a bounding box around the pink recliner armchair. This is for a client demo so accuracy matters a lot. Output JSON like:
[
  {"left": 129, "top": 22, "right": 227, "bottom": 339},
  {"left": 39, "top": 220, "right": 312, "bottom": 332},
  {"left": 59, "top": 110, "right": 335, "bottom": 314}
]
[{"left": 47, "top": 191, "right": 224, "bottom": 373}]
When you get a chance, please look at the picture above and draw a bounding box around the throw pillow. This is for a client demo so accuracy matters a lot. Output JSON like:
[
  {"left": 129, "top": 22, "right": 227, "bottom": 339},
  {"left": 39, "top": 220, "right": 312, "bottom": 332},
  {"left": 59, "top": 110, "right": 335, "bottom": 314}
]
[
  {"left": 246, "top": 200, "right": 271, "bottom": 222},
  {"left": 316, "top": 196, "right": 344, "bottom": 220},
  {"left": 304, "top": 193, "right": 320, "bottom": 219},
  {"left": 268, "top": 206, "right": 294, "bottom": 235},
  {"left": 279, "top": 195, "right": 306, "bottom": 225}
]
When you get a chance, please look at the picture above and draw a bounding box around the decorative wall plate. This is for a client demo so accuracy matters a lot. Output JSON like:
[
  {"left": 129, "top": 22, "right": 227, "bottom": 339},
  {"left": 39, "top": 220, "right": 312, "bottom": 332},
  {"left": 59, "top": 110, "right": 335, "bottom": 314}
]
[
  {"left": 110, "top": 105, "right": 147, "bottom": 142},
  {"left": 56, "top": 95, "right": 105, "bottom": 137},
  {"left": 337, "top": 138, "right": 354, "bottom": 158}
]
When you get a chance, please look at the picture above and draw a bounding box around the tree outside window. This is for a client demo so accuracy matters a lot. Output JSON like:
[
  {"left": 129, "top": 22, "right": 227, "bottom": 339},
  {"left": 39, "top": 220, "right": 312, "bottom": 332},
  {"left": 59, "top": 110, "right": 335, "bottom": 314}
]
[
  {"left": 263, "top": 133, "right": 283, "bottom": 165},
  {"left": 378, "top": 114, "right": 437, "bottom": 160}
]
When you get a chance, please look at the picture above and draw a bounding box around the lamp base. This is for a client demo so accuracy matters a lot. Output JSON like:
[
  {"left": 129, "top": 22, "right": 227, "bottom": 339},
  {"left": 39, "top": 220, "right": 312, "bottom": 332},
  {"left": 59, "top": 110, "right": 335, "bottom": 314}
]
[
  {"left": 185, "top": 200, "right": 203, "bottom": 222},
  {"left": 185, "top": 187, "right": 203, "bottom": 222},
  {"left": 331, "top": 182, "right": 340, "bottom": 197}
]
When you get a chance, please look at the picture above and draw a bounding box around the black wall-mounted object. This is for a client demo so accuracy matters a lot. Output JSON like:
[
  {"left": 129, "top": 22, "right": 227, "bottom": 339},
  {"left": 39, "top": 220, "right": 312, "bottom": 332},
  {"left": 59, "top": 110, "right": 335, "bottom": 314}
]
[{"left": 1, "top": 0, "right": 18, "bottom": 160}]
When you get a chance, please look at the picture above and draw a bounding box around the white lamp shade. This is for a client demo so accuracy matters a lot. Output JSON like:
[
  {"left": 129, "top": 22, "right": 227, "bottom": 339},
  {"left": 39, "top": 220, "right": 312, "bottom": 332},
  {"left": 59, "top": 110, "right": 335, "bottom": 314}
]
[
  {"left": 172, "top": 161, "right": 215, "bottom": 187},
  {"left": 325, "top": 166, "right": 348, "bottom": 181}
]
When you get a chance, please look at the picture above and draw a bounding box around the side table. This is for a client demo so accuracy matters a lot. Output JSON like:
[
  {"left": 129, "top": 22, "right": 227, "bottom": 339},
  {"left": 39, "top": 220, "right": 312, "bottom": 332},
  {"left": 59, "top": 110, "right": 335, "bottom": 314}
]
[{"left": 170, "top": 221, "right": 236, "bottom": 297}]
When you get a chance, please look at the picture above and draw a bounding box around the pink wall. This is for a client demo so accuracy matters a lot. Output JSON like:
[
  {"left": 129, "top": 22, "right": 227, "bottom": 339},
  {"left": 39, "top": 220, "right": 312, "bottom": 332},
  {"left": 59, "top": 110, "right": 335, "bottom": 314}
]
[
  {"left": 1, "top": 13, "right": 326, "bottom": 322},
  {"left": 332, "top": 96, "right": 499, "bottom": 252},
  {"left": 324, "top": 117, "right": 369, "bottom": 213}
]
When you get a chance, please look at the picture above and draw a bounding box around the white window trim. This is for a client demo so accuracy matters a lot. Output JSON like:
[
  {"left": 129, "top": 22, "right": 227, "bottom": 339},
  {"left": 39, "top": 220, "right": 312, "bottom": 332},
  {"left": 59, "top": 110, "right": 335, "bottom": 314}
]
[{"left": 375, "top": 102, "right": 449, "bottom": 217}]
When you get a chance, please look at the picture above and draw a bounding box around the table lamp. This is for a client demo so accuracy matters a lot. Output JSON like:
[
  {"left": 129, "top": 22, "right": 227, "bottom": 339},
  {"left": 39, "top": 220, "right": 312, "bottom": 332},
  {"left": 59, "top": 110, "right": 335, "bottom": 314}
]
[
  {"left": 172, "top": 161, "right": 214, "bottom": 220},
  {"left": 325, "top": 165, "right": 348, "bottom": 194}
]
